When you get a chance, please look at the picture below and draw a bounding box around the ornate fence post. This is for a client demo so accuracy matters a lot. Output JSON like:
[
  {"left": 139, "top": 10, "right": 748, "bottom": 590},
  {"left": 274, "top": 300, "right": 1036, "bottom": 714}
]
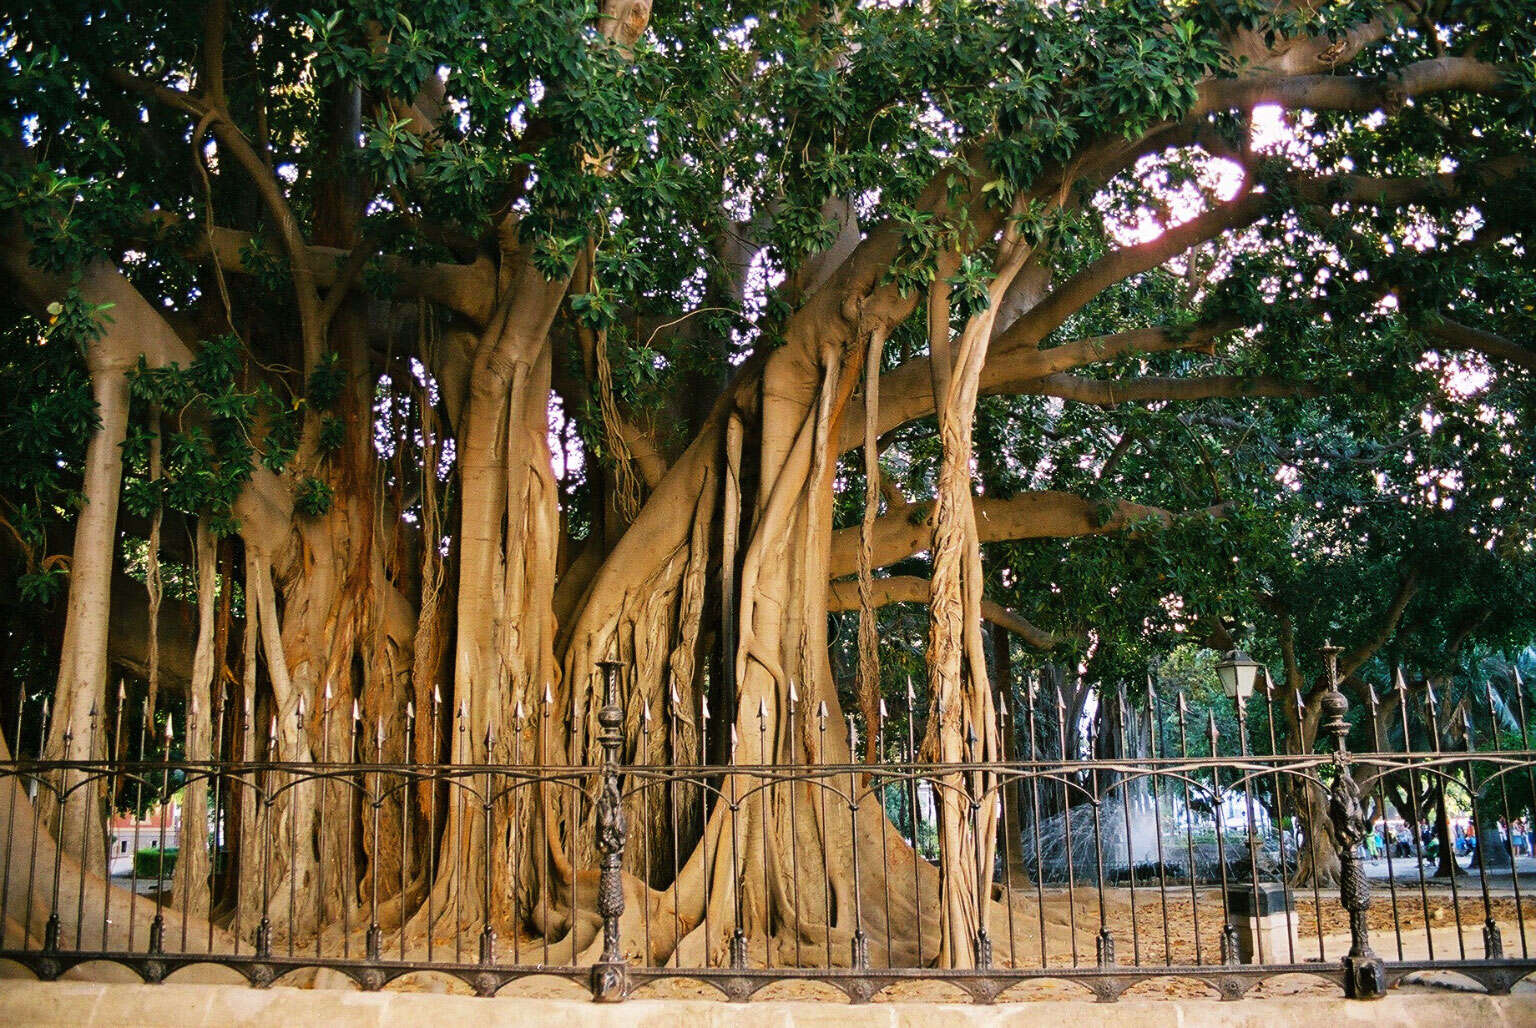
[
  {"left": 967, "top": 725, "right": 993, "bottom": 970},
  {"left": 1096, "top": 900, "right": 1115, "bottom": 967},
  {"left": 1319, "top": 644, "right": 1385, "bottom": 999},
  {"left": 591, "top": 660, "right": 630, "bottom": 1003}
]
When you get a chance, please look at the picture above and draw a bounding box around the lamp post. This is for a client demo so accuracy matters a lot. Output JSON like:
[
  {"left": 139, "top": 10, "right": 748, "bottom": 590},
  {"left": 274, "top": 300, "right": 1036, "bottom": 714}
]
[
  {"left": 1215, "top": 648, "right": 1292, "bottom": 965},
  {"left": 1215, "top": 649, "right": 1262, "bottom": 706}
]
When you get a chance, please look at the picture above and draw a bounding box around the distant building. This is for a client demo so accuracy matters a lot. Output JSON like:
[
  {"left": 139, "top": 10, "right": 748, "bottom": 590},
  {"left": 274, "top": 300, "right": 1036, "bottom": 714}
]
[{"left": 106, "top": 800, "right": 179, "bottom": 875}]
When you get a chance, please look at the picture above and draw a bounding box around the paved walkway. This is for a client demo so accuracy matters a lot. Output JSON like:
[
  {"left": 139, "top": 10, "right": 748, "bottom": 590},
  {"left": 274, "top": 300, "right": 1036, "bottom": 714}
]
[
  {"left": 0, "top": 981, "right": 1533, "bottom": 1028},
  {"left": 1362, "top": 852, "right": 1536, "bottom": 882}
]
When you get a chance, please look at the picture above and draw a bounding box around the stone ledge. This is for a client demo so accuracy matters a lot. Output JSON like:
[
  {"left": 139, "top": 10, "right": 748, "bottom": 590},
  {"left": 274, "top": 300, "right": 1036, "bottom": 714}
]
[{"left": 0, "top": 981, "right": 1532, "bottom": 1028}]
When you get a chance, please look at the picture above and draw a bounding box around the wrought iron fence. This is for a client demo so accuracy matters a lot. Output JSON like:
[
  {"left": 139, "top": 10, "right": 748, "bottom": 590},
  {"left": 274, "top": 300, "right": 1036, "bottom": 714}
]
[{"left": 2, "top": 649, "right": 1535, "bottom": 1003}]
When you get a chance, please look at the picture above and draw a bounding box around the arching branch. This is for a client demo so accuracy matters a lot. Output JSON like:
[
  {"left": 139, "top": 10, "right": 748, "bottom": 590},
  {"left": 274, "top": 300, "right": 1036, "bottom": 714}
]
[
  {"left": 198, "top": 225, "right": 497, "bottom": 325},
  {"left": 828, "top": 490, "right": 1222, "bottom": 577},
  {"left": 1340, "top": 569, "right": 1421, "bottom": 681},
  {"left": 107, "top": 68, "right": 325, "bottom": 363},
  {"left": 838, "top": 156, "right": 1529, "bottom": 456},
  {"left": 827, "top": 575, "right": 1066, "bottom": 651},
  {"left": 839, "top": 321, "right": 1238, "bottom": 453},
  {"left": 1022, "top": 371, "right": 1323, "bottom": 405},
  {"left": 1195, "top": 56, "right": 1510, "bottom": 116},
  {"left": 1421, "top": 317, "right": 1536, "bottom": 374}
]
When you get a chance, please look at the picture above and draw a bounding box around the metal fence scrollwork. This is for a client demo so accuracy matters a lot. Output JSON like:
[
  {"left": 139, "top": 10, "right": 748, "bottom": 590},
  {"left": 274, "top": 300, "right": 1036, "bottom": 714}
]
[{"left": 2, "top": 649, "right": 1535, "bottom": 1004}]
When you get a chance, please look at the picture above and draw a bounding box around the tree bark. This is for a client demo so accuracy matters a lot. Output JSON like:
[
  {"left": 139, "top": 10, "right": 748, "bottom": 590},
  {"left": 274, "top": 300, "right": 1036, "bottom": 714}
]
[
  {"left": 1431, "top": 781, "right": 1465, "bottom": 878},
  {"left": 169, "top": 519, "right": 216, "bottom": 917}
]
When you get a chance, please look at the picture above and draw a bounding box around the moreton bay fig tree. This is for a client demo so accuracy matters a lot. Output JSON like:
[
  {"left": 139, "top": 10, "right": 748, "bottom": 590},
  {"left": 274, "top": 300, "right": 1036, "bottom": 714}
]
[{"left": 1, "top": 0, "right": 1533, "bottom": 966}]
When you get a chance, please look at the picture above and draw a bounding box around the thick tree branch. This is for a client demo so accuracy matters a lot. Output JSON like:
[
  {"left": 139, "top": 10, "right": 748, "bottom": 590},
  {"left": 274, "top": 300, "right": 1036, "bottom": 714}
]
[
  {"left": 200, "top": 0, "right": 228, "bottom": 110},
  {"left": 991, "top": 156, "right": 1526, "bottom": 358},
  {"left": 107, "top": 68, "right": 325, "bottom": 365},
  {"left": 837, "top": 156, "right": 1527, "bottom": 456},
  {"left": 316, "top": 238, "right": 380, "bottom": 328},
  {"left": 1195, "top": 56, "right": 1510, "bottom": 116},
  {"left": 1022, "top": 371, "right": 1323, "bottom": 405},
  {"left": 827, "top": 575, "right": 1065, "bottom": 651},
  {"left": 828, "top": 490, "right": 1219, "bottom": 577},
  {"left": 198, "top": 224, "right": 497, "bottom": 325},
  {"left": 1340, "top": 569, "right": 1421, "bottom": 680},
  {"left": 1421, "top": 317, "right": 1536, "bottom": 373},
  {"left": 838, "top": 321, "right": 1238, "bottom": 454}
]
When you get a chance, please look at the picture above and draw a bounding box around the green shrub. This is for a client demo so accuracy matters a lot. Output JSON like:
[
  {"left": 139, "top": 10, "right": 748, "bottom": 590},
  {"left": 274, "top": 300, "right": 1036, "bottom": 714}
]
[{"left": 133, "top": 846, "right": 177, "bottom": 878}]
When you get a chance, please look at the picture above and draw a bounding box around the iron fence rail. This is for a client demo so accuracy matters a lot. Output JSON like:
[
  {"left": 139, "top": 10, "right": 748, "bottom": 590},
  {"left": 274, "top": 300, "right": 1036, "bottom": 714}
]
[{"left": 2, "top": 657, "right": 1535, "bottom": 1002}]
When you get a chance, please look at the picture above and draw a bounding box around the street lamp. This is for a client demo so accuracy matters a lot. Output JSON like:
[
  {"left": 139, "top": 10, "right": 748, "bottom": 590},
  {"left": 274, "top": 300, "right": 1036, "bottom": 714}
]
[
  {"left": 1214, "top": 647, "right": 1292, "bottom": 965},
  {"left": 1215, "top": 649, "right": 1262, "bottom": 705}
]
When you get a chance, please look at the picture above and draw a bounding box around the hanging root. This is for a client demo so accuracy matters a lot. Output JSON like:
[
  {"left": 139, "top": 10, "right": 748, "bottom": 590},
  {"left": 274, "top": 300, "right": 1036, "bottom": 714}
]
[{"left": 856, "top": 329, "right": 885, "bottom": 763}]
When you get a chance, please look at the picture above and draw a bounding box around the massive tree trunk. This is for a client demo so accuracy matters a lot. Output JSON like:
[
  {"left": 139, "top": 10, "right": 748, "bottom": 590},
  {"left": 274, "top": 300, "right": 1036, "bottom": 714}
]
[
  {"left": 561, "top": 321, "right": 886, "bottom": 967},
  {"left": 423, "top": 246, "right": 570, "bottom": 943},
  {"left": 554, "top": 242, "right": 1007, "bottom": 967},
  {"left": 169, "top": 520, "right": 216, "bottom": 919},
  {"left": 2, "top": 254, "right": 209, "bottom": 863},
  {"left": 1431, "top": 782, "right": 1465, "bottom": 878},
  {"left": 921, "top": 220, "right": 1035, "bottom": 966},
  {"left": 1292, "top": 782, "right": 1343, "bottom": 888},
  {"left": 2, "top": 176, "right": 1198, "bottom": 971},
  {"left": 40, "top": 336, "right": 128, "bottom": 861}
]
